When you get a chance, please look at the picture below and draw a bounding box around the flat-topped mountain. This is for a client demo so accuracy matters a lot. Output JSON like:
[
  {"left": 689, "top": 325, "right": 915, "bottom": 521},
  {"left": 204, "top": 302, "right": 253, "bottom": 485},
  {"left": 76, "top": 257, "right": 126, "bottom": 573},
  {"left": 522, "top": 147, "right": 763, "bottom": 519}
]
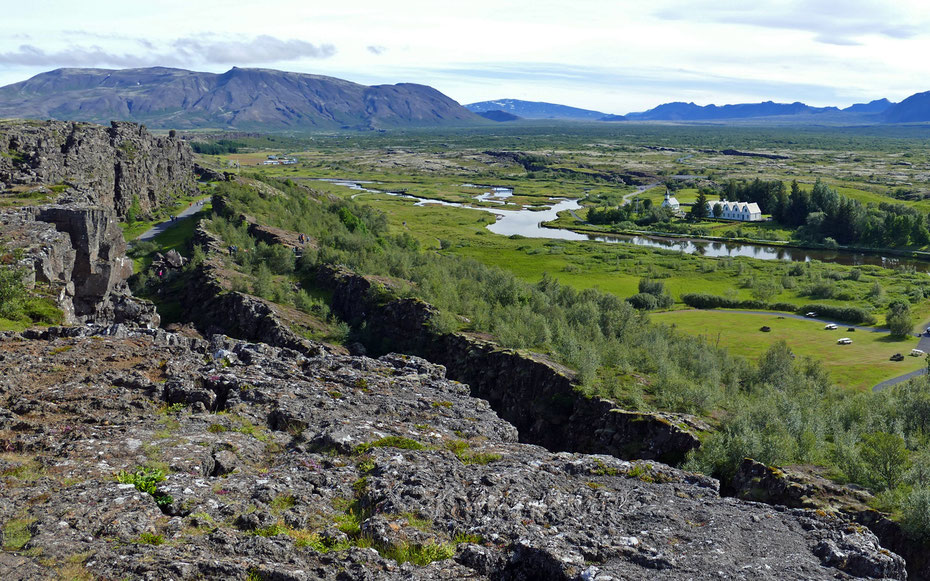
[
  {"left": 625, "top": 100, "right": 839, "bottom": 121},
  {"left": 466, "top": 98, "right": 612, "bottom": 120},
  {"left": 0, "top": 67, "right": 481, "bottom": 130}
]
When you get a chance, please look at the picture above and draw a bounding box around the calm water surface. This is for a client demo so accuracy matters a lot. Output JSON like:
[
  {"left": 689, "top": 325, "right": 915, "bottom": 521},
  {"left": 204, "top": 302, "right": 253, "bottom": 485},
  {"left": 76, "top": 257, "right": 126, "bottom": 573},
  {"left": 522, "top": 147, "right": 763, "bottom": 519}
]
[{"left": 318, "top": 180, "right": 930, "bottom": 271}]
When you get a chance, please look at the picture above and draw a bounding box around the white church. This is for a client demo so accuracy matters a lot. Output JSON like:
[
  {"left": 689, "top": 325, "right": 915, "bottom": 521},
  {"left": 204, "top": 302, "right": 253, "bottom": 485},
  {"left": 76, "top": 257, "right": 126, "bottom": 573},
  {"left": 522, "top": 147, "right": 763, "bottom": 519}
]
[
  {"left": 706, "top": 200, "right": 763, "bottom": 222},
  {"left": 661, "top": 191, "right": 680, "bottom": 211}
]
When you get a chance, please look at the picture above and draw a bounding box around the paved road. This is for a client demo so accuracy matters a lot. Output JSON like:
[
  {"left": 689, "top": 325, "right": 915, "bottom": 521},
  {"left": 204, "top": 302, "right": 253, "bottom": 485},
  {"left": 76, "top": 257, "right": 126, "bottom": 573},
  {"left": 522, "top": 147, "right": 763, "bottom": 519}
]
[
  {"left": 568, "top": 182, "right": 661, "bottom": 223},
  {"left": 719, "top": 309, "right": 888, "bottom": 334},
  {"left": 136, "top": 198, "right": 208, "bottom": 242},
  {"left": 873, "top": 333, "right": 930, "bottom": 391},
  {"left": 621, "top": 182, "right": 661, "bottom": 206},
  {"left": 672, "top": 309, "right": 930, "bottom": 391}
]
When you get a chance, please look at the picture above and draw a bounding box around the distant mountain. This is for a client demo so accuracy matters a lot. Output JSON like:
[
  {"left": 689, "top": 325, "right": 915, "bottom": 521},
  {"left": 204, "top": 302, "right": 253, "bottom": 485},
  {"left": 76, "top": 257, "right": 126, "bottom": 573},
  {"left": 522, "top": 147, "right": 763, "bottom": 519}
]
[
  {"left": 625, "top": 100, "right": 839, "bottom": 121},
  {"left": 0, "top": 67, "right": 481, "bottom": 130},
  {"left": 842, "top": 98, "right": 894, "bottom": 114},
  {"left": 466, "top": 99, "right": 609, "bottom": 120},
  {"left": 475, "top": 110, "right": 521, "bottom": 122},
  {"left": 884, "top": 92, "right": 930, "bottom": 123}
]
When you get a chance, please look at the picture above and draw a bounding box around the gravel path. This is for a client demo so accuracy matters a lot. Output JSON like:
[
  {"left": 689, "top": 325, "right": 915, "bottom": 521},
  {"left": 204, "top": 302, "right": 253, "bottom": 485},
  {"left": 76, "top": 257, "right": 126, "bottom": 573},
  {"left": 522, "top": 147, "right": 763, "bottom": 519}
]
[
  {"left": 136, "top": 198, "right": 207, "bottom": 241},
  {"left": 568, "top": 182, "right": 661, "bottom": 223}
]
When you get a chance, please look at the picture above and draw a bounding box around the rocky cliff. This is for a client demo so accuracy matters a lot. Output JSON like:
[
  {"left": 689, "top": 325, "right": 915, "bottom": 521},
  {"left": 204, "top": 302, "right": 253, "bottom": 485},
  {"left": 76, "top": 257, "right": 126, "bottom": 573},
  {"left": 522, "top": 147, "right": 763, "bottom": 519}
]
[
  {"left": 0, "top": 119, "right": 194, "bottom": 219},
  {"left": 0, "top": 119, "right": 193, "bottom": 325},
  {"left": 313, "top": 264, "right": 708, "bottom": 466}
]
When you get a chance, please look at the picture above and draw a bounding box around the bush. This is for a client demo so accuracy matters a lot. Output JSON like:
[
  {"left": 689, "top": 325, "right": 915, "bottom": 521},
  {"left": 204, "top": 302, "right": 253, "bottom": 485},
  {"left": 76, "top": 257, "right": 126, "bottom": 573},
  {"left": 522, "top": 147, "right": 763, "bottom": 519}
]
[
  {"left": 903, "top": 487, "right": 930, "bottom": 540},
  {"left": 626, "top": 293, "right": 658, "bottom": 311},
  {"left": 796, "top": 304, "right": 876, "bottom": 325},
  {"left": 887, "top": 300, "right": 914, "bottom": 338},
  {"left": 0, "top": 262, "right": 28, "bottom": 320}
]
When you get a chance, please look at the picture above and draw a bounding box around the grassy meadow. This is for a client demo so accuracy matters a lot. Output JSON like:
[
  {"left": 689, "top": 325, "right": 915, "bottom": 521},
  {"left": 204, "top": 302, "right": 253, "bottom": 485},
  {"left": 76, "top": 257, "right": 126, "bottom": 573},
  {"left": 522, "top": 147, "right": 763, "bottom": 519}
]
[
  {"left": 652, "top": 310, "right": 923, "bottom": 390},
  {"left": 189, "top": 123, "right": 930, "bottom": 391}
]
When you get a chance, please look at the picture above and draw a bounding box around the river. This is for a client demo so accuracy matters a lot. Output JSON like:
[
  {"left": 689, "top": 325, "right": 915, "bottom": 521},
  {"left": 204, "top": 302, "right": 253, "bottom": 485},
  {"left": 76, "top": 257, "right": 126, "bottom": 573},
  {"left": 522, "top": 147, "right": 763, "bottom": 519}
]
[{"left": 318, "top": 179, "right": 930, "bottom": 271}]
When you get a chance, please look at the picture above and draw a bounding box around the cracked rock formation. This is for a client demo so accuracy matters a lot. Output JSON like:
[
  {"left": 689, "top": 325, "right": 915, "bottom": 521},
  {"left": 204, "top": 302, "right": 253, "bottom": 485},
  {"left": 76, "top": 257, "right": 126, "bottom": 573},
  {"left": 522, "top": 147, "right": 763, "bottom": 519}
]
[
  {"left": 0, "top": 119, "right": 194, "bottom": 219},
  {"left": 0, "top": 326, "right": 907, "bottom": 580}
]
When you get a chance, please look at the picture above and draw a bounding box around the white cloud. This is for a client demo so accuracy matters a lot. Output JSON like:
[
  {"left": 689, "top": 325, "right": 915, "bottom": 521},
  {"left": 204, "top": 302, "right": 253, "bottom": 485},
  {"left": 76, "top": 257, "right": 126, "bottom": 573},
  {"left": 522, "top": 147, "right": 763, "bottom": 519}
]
[
  {"left": 0, "top": 0, "right": 929, "bottom": 113},
  {"left": 0, "top": 35, "right": 335, "bottom": 68}
]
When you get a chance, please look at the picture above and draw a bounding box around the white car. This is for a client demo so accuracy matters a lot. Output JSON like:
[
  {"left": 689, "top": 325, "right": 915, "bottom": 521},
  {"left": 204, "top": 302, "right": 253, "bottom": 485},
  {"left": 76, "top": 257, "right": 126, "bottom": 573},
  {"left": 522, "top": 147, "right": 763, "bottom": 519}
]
[
  {"left": 837, "top": 338, "right": 852, "bottom": 345},
  {"left": 805, "top": 312, "right": 818, "bottom": 317},
  {"left": 824, "top": 323, "right": 837, "bottom": 330},
  {"left": 911, "top": 349, "right": 925, "bottom": 357}
]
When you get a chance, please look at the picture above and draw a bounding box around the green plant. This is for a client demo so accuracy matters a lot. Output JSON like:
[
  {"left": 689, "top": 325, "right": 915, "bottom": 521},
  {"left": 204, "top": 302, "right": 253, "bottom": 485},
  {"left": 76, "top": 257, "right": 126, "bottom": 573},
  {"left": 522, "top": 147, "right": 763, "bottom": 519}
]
[
  {"left": 116, "top": 467, "right": 173, "bottom": 507},
  {"left": 353, "top": 436, "right": 424, "bottom": 455},
  {"left": 379, "top": 540, "right": 456, "bottom": 565},
  {"left": 444, "top": 440, "right": 502, "bottom": 465},
  {"left": 136, "top": 532, "right": 165, "bottom": 545},
  {"left": 356, "top": 457, "right": 376, "bottom": 474}
]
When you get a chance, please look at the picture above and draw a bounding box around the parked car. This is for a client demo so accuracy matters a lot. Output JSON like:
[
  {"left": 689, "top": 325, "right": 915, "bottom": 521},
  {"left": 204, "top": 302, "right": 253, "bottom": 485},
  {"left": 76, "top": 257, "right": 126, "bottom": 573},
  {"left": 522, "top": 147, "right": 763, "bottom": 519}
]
[
  {"left": 837, "top": 338, "right": 853, "bottom": 345},
  {"left": 824, "top": 323, "right": 837, "bottom": 330},
  {"left": 760, "top": 326, "right": 771, "bottom": 332},
  {"left": 911, "top": 349, "right": 925, "bottom": 356},
  {"left": 891, "top": 353, "right": 905, "bottom": 361}
]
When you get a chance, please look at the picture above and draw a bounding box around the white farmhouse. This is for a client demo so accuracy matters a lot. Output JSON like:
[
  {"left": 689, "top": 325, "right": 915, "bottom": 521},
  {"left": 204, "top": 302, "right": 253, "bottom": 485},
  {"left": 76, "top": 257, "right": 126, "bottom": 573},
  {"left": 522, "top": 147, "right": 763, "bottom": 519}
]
[
  {"left": 707, "top": 200, "right": 763, "bottom": 221},
  {"left": 661, "top": 190, "right": 680, "bottom": 211}
]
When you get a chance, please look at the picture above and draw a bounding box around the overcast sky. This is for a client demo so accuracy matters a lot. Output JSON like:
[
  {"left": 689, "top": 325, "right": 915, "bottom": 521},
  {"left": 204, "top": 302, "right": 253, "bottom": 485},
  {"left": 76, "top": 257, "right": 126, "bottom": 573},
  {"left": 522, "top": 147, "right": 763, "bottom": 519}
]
[{"left": 2, "top": 0, "right": 928, "bottom": 114}]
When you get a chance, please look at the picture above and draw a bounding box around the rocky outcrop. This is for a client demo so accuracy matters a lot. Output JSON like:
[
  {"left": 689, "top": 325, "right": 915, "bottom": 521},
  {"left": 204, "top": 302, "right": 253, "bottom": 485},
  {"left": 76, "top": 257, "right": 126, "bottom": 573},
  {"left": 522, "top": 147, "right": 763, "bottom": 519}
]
[
  {"left": 173, "top": 224, "right": 324, "bottom": 356},
  {"left": 0, "top": 204, "right": 158, "bottom": 326},
  {"left": 0, "top": 325, "right": 906, "bottom": 579},
  {"left": 0, "top": 119, "right": 194, "bottom": 219},
  {"left": 193, "top": 163, "right": 232, "bottom": 183},
  {"left": 733, "top": 458, "right": 930, "bottom": 580},
  {"left": 0, "top": 119, "right": 193, "bottom": 326},
  {"left": 317, "top": 264, "right": 705, "bottom": 465}
]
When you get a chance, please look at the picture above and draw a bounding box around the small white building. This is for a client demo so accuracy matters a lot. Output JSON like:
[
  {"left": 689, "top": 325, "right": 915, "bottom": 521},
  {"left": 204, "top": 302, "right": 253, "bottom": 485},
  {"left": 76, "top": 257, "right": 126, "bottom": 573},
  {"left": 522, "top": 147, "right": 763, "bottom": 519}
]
[
  {"left": 661, "top": 191, "right": 680, "bottom": 211},
  {"left": 707, "top": 200, "right": 763, "bottom": 221}
]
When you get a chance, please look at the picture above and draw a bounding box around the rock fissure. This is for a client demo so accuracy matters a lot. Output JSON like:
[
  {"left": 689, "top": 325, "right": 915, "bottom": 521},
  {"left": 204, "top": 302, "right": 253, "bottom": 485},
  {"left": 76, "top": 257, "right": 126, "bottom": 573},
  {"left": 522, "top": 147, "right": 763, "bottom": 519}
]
[{"left": 0, "top": 119, "right": 917, "bottom": 579}]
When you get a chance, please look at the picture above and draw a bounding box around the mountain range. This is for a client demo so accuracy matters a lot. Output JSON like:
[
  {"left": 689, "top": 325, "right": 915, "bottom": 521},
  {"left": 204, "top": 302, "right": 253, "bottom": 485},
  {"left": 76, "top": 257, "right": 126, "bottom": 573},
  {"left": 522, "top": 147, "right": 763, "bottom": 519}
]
[
  {"left": 0, "top": 67, "right": 480, "bottom": 130},
  {"left": 465, "top": 96, "right": 930, "bottom": 124},
  {"left": 2, "top": 66, "right": 930, "bottom": 129}
]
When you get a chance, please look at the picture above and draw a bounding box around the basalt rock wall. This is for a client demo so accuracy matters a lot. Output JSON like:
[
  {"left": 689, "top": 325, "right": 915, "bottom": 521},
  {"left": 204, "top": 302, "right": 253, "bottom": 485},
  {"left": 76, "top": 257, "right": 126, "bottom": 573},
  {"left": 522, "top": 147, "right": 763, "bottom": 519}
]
[
  {"left": 175, "top": 224, "right": 326, "bottom": 357},
  {"left": 316, "top": 264, "right": 705, "bottom": 465},
  {"left": 0, "top": 120, "right": 194, "bottom": 219},
  {"left": 0, "top": 204, "right": 157, "bottom": 326}
]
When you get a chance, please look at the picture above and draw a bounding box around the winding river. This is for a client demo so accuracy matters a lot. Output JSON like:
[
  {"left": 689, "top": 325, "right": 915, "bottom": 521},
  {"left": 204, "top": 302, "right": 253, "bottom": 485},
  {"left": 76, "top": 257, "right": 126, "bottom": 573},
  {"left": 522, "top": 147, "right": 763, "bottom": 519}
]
[{"left": 318, "top": 180, "right": 930, "bottom": 271}]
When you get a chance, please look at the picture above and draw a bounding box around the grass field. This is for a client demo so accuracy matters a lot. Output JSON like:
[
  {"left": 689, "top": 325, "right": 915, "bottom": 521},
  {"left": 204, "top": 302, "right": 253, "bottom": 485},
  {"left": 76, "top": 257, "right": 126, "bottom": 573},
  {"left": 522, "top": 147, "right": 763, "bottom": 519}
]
[
  {"left": 339, "top": 189, "right": 930, "bottom": 328},
  {"left": 651, "top": 309, "right": 923, "bottom": 390}
]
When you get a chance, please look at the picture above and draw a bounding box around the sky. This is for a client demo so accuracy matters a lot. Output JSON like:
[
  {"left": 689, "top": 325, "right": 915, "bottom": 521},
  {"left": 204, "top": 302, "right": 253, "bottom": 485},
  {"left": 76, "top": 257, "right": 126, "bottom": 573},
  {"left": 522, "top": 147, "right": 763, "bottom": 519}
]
[{"left": 1, "top": 0, "right": 929, "bottom": 115}]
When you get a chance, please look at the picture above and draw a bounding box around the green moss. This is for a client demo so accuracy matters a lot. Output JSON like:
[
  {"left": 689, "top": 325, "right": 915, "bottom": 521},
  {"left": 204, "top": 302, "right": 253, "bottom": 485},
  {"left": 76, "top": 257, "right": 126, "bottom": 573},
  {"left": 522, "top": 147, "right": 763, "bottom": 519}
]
[
  {"left": 270, "top": 494, "right": 296, "bottom": 513},
  {"left": 2, "top": 518, "right": 35, "bottom": 551},
  {"left": 353, "top": 436, "right": 424, "bottom": 455}
]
